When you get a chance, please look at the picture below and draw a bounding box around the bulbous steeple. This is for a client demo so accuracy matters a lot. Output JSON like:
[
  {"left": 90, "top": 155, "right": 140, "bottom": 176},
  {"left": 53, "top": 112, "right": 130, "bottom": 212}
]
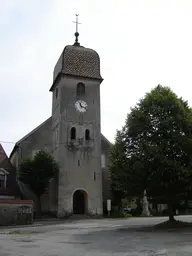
[{"left": 50, "top": 15, "right": 102, "bottom": 91}]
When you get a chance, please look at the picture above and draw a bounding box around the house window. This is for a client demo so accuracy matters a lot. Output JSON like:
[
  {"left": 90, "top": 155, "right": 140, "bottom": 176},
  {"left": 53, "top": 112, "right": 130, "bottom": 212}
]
[
  {"left": 0, "top": 169, "right": 8, "bottom": 188},
  {"left": 85, "top": 129, "right": 90, "bottom": 140},
  {"left": 70, "top": 127, "right": 76, "bottom": 140},
  {"left": 55, "top": 87, "right": 58, "bottom": 99},
  {"left": 76, "top": 82, "right": 85, "bottom": 96},
  {"left": 0, "top": 175, "right": 5, "bottom": 188}
]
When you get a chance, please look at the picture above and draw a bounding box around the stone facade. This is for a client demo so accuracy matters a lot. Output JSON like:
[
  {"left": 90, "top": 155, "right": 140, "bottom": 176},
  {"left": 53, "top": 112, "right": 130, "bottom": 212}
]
[
  {"left": 10, "top": 118, "right": 52, "bottom": 170},
  {"left": 0, "top": 200, "right": 33, "bottom": 226},
  {"left": 10, "top": 118, "right": 111, "bottom": 216},
  {"left": 51, "top": 74, "right": 103, "bottom": 217},
  {"left": 101, "top": 137, "right": 111, "bottom": 211},
  {"left": 10, "top": 41, "right": 112, "bottom": 217}
]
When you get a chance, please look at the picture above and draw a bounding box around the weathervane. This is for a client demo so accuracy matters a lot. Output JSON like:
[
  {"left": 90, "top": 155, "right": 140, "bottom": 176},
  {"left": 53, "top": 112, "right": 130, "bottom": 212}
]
[{"left": 73, "top": 14, "right": 81, "bottom": 46}]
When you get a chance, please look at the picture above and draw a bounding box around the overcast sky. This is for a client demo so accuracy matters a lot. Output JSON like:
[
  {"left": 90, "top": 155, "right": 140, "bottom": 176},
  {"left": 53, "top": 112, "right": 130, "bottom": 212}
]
[{"left": 1, "top": 0, "right": 192, "bottom": 156}]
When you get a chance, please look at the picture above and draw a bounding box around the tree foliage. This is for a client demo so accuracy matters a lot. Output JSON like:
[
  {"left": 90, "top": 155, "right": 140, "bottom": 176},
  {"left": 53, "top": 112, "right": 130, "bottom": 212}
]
[
  {"left": 110, "top": 85, "right": 192, "bottom": 220},
  {"left": 109, "top": 131, "right": 128, "bottom": 208},
  {"left": 18, "top": 150, "right": 59, "bottom": 214}
]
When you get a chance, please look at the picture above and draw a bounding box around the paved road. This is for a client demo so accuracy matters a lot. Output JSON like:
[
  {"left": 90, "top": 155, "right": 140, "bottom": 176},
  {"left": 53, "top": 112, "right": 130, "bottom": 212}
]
[{"left": 1, "top": 216, "right": 192, "bottom": 256}]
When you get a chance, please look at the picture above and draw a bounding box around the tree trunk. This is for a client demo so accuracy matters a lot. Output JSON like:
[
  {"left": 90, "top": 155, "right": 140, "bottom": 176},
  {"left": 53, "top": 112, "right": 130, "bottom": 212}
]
[
  {"left": 117, "top": 199, "right": 122, "bottom": 212},
  {"left": 36, "top": 195, "right": 42, "bottom": 218},
  {"left": 185, "top": 196, "right": 188, "bottom": 215},
  {"left": 168, "top": 202, "right": 175, "bottom": 222}
]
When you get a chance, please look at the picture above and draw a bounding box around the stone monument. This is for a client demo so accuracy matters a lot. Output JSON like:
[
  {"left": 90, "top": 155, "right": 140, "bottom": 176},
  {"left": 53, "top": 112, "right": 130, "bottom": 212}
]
[{"left": 141, "top": 190, "right": 151, "bottom": 217}]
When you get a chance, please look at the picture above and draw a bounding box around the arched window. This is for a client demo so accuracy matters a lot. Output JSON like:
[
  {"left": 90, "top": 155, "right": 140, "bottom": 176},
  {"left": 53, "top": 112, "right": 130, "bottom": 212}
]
[
  {"left": 70, "top": 127, "right": 76, "bottom": 140},
  {"left": 76, "top": 82, "right": 85, "bottom": 96},
  {"left": 85, "top": 129, "right": 90, "bottom": 140}
]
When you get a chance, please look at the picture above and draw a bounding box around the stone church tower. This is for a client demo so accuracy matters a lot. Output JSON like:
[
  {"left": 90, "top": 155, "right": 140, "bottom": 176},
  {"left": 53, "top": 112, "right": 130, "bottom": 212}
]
[
  {"left": 50, "top": 31, "right": 103, "bottom": 217},
  {"left": 10, "top": 23, "right": 111, "bottom": 217}
]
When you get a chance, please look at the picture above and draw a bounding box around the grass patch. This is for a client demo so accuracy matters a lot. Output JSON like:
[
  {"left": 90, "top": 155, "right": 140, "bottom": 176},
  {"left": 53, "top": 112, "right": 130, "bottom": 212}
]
[
  {"left": 8, "top": 230, "right": 38, "bottom": 235},
  {"left": 130, "top": 216, "right": 163, "bottom": 218},
  {"left": 105, "top": 215, "right": 163, "bottom": 219}
]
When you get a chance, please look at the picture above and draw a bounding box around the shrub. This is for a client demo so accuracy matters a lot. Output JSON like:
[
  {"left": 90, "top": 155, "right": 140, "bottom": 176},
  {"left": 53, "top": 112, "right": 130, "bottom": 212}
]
[{"left": 124, "top": 213, "right": 132, "bottom": 218}]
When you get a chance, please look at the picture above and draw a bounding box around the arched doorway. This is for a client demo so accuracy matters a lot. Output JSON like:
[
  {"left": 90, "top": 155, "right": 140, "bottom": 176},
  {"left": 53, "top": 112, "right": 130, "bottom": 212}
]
[{"left": 73, "top": 190, "right": 88, "bottom": 214}]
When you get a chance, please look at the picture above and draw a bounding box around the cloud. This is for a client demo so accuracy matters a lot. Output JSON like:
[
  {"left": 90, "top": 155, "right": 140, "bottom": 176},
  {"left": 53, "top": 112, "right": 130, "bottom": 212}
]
[{"left": 2, "top": 0, "right": 192, "bottom": 156}]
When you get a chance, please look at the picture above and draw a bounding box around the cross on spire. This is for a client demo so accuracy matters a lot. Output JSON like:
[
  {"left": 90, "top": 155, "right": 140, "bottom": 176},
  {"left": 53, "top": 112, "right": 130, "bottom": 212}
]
[
  {"left": 73, "top": 14, "right": 81, "bottom": 46},
  {"left": 73, "top": 14, "right": 81, "bottom": 33}
]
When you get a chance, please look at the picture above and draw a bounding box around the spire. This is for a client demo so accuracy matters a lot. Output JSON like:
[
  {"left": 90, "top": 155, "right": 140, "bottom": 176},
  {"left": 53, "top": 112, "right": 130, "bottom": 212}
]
[{"left": 73, "top": 14, "right": 81, "bottom": 46}]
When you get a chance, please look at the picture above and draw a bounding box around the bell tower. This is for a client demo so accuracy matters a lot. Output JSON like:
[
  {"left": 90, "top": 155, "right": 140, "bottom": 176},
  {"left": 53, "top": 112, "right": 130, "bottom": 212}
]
[{"left": 50, "top": 17, "right": 103, "bottom": 217}]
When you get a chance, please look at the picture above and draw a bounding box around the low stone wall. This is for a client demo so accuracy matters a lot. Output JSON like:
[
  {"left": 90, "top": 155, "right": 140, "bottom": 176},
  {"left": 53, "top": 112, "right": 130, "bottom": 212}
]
[{"left": 0, "top": 200, "right": 34, "bottom": 226}]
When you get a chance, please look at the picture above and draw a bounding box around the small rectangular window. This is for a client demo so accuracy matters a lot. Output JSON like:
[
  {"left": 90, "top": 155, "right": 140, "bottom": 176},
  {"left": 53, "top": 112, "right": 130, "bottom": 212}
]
[
  {"left": 78, "top": 160, "right": 80, "bottom": 166},
  {"left": 94, "top": 172, "right": 96, "bottom": 181},
  {"left": 0, "top": 174, "right": 6, "bottom": 188}
]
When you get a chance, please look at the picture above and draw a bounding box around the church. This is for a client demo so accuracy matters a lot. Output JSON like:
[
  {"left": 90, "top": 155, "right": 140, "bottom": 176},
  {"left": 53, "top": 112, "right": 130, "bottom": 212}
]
[{"left": 10, "top": 25, "right": 112, "bottom": 217}]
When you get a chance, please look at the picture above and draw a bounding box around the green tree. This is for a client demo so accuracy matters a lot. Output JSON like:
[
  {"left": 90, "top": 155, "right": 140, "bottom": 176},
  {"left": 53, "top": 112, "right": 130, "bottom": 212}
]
[
  {"left": 110, "top": 85, "right": 192, "bottom": 221},
  {"left": 109, "top": 131, "right": 127, "bottom": 209},
  {"left": 18, "top": 150, "right": 59, "bottom": 216}
]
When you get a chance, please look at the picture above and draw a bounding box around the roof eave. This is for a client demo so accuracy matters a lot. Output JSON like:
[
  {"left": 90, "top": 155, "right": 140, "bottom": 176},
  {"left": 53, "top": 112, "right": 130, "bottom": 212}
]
[
  {"left": 49, "top": 72, "right": 103, "bottom": 92},
  {"left": 9, "top": 117, "right": 52, "bottom": 158},
  {"left": 9, "top": 144, "right": 19, "bottom": 159}
]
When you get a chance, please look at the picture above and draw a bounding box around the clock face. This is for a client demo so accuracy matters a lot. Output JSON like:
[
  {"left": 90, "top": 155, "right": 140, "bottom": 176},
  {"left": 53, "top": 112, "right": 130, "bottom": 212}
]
[{"left": 75, "top": 100, "right": 88, "bottom": 113}]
